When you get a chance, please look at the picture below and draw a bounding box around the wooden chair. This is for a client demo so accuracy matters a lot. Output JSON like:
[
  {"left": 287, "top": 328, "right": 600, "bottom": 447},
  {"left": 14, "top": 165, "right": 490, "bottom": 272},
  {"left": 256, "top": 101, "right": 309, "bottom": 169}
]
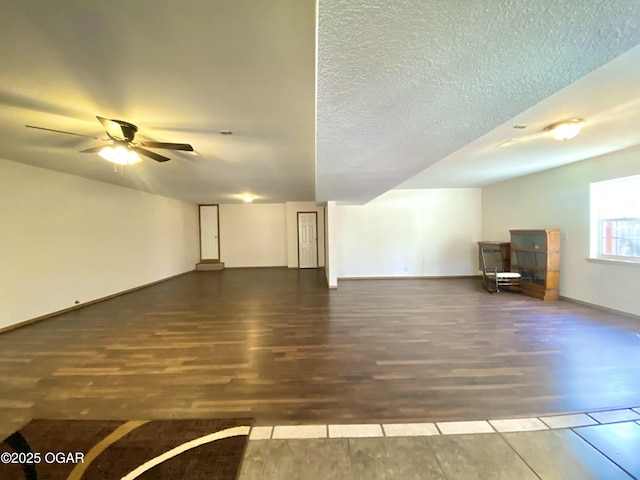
[{"left": 479, "top": 246, "right": 522, "bottom": 293}]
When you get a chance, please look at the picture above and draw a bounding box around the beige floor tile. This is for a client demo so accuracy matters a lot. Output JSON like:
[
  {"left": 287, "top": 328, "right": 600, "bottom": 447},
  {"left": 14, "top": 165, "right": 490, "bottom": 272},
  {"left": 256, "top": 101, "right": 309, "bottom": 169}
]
[
  {"left": 348, "top": 437, "right": 446, "bottom": 480},
  {"left": 328, "top": 424, "right": 383, "bottom": 438},
  {"left": 261, "top": 439, "right": 353, "bottom": 480},
  {"left": 539, "top": 413, "right": 598, "bottom": 429},
  {"left": 436, "top": 420, "right": 494, "bottom": 435},
  {"left": 273, "top": 425, "right": 327, "bottom": 439},
  {"left": 503, "top": 429, "right": 632, "bottom": 480},
  {"left": 489, "top": 417, "right": 548, "bottom": 432},
  {"left": 428, "top": 433, "right": 538, "bottom": 479},
  {"left": 250, "top": 426, "right": 273, "bottom": 440},
  {"left": 238, "top": 440, "right": 268, "bottom": 480},
  {"left": 382, "top": 422, "right": 439, "bottom": 437},
  {"left": 588, "top": 409, "right": 640, "bottom": 424}
]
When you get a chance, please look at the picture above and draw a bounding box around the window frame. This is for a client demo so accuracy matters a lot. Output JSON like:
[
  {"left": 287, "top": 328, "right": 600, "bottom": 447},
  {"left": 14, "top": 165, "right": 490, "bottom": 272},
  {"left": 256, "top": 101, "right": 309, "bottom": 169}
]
[{"left": 590, "top": 174, "right": 640, "bottom": 264}]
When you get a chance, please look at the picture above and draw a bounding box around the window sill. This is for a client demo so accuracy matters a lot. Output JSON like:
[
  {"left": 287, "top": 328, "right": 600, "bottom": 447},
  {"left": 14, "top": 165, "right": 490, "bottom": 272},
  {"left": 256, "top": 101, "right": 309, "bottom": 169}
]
[{"left": 586, "top": 257, "right": 640, "bottom": 268}]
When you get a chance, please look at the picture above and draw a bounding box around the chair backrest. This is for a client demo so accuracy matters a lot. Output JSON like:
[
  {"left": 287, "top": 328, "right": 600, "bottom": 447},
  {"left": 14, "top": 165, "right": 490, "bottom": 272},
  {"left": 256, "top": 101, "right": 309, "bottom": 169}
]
[{"left": 480, "top": 247, "right": 505, "bottom": 273}]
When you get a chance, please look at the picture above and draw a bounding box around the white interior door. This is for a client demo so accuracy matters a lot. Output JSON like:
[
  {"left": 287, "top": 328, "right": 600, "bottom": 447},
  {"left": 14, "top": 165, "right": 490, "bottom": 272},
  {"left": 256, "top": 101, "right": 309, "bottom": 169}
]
[
  {"left": 199, "top": 205, "right": 219, "bottom": 261},
  {"left": 298, "top": 212, "right": 318, "bottom": 268}
]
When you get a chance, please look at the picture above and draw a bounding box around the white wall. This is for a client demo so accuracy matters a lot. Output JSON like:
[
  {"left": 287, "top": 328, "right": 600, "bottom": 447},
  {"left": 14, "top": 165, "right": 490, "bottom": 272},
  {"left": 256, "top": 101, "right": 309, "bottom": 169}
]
[
  {"left": 335, "top": 189, "right": 482, "bottom": 277},
  {"left": 219, "top": 203, "right": 287, "bottom": 267},
  {"left": 285, "top": 202, "right": 325, "bottom": 268},
  {"left": 482, "top": 145, "right": 640, "bottom": 316},
  {"left": 0, "top": 159, "right": 199, "bottom": 329},
  {"left": 325, "top": 201, "right": 338, "bottom": 287}
]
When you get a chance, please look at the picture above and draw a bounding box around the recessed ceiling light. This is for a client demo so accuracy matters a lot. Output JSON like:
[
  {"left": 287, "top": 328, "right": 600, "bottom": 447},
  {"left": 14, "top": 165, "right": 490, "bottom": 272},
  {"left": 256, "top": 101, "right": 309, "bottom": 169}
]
[
  {"left": 219, "top": 130, "right": 233, "bottom": 135},
  {"left": 243, "top": 195, "right": 253, "bottom": 203}
]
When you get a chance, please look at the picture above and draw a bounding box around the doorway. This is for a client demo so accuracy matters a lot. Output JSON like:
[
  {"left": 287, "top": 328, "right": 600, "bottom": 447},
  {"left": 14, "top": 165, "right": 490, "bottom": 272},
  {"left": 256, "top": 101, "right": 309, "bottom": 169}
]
[
  {"left": 297, "top": 212, "right": 318, "bottom": 268},
  {"left": 199, "top": 204, "right": 219, "bottom": 261}
]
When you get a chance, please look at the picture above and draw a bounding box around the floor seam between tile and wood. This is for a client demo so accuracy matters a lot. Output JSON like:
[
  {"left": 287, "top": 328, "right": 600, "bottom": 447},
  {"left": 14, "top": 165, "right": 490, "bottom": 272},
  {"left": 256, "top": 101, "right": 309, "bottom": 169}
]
[{"left": 248, "top": 407, "right": 640, "bottom": 440}]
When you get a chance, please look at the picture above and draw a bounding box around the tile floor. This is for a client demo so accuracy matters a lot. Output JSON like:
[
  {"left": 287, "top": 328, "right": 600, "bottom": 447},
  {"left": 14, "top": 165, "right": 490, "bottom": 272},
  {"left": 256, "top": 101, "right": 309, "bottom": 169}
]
[{"left": 239, "top": 407, "right": 640, "bottom": 479}]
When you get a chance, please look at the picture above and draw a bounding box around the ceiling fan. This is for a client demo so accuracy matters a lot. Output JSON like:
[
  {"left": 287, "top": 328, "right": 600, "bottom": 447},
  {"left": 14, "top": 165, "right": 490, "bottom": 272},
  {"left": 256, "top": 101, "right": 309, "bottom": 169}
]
[{"left": 26, "top": 116, "right": 194, "bottom": 164}]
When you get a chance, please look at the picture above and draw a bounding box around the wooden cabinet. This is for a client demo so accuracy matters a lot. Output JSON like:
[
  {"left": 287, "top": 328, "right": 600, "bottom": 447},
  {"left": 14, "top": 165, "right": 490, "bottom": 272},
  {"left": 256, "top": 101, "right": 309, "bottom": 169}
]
[
  {"left": 510, "top": 229, "right": 560, "bottom": 301},
  {"left": 477, "top": 241, "right": 511, "bottom": 272}
]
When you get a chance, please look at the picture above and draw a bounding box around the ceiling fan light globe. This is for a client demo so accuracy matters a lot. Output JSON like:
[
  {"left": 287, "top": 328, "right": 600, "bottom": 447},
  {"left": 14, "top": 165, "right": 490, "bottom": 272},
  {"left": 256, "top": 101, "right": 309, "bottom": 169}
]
[
  {"left": 98, "top": 146, "right": 141, "bottom": 165},
  {"left": 98, "top": 146, "right": 114, "bottom": 162},
  {"left": 128, "top": 150, "right": 142, "bottom": 164}
]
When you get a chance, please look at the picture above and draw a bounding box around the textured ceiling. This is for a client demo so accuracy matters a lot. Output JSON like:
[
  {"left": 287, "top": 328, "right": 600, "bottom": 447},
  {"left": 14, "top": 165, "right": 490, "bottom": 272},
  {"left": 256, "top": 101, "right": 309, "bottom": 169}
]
[
  {"left": 316, "top": 0, "right": 640, "bottom": 203},
  {"left": 1, "top": 1, "right": 640, "bottom": 206},
  {"left": 398, "top": 44, "right": 640, "bottom": 189}
]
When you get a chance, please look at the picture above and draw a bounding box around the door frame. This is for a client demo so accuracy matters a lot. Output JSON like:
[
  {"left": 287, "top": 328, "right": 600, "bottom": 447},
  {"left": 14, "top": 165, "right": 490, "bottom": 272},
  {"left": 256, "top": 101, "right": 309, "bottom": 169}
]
[
  {"left": 198, "top": 204, "right": 220, "bottom": 262},
  {"left": 297, "top": 211, "right": 319, "bottom": 269}
]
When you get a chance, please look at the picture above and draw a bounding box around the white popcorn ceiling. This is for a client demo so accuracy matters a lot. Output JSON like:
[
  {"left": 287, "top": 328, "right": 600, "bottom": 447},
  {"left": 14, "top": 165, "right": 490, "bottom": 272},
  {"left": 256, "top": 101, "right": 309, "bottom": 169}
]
[
  {"left": 316, "top": 0, "right": 640, "bottom": 203},
  {"left": 398, "top": 44, "right": 640, "bottom": 189}
]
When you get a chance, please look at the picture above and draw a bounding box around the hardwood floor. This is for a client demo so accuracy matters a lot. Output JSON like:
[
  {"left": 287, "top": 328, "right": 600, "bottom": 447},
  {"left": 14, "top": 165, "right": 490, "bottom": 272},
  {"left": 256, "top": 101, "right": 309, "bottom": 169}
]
[{"left": 1, "top": 268, "right": 639, "bottom": 435}]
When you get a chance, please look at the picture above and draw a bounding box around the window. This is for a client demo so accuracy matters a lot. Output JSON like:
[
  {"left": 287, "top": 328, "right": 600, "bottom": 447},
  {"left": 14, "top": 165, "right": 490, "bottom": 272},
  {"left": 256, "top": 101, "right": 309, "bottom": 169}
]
[{"left": 590, "top": 174, "right": 640, "bottom": 262}]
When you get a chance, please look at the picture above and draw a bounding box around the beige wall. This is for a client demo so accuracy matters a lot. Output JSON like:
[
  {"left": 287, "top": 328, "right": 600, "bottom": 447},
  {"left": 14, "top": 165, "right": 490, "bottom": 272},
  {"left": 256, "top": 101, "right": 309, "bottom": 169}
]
[
  {"left": 335, "top": 189, "right": 482, "bottom": 277},
  {"left": 325, "top": 201, "right": 338, "bottom": 287},
  {"left": 0, "top": 159, "right": 199, "bottom": 329},
  {"left": 218, "top": 202, "right": 326, "bottom": 269},
  {"left": 218, "top": 203, "right": 287, "bottom": 267},
  {"left": 482, "top": 145, "right": 640, "bottom": 316}
]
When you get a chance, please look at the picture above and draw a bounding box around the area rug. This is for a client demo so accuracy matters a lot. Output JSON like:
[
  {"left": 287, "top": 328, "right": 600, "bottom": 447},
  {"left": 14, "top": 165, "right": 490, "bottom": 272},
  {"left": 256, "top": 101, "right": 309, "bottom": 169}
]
[{"left": 0, "top": 418, "right": 252, "bottom": 479}]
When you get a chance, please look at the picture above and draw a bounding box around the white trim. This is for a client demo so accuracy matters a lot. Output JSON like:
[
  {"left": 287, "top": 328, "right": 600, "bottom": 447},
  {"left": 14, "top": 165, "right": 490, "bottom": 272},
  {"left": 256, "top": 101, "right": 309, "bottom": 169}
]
[{"left": 586, "top": 257, "right": 640, "bottom": 268}]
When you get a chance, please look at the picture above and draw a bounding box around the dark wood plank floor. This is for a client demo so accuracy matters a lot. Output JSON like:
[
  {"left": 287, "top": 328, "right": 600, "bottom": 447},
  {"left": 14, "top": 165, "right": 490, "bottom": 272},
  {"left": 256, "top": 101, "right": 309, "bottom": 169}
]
[{"left": 1, "top": 268, "right": 640, "bottom": 434}]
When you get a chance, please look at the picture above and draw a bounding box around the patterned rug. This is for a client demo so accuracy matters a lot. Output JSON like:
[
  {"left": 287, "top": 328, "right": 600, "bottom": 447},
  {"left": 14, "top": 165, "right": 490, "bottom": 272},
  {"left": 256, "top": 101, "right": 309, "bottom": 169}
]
[{"left": 0, "top": 418, "right": 252, "bottom": 479}]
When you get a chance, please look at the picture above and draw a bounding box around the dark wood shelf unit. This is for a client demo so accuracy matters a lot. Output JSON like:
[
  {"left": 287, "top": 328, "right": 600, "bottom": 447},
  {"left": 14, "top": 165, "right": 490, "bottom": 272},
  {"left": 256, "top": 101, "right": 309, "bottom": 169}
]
[
  {"left": 510, "top": 264, "right": 548, "bottom": 272},
  {"left": 510, "top": 228, "right": 560, "bottom": 301}
]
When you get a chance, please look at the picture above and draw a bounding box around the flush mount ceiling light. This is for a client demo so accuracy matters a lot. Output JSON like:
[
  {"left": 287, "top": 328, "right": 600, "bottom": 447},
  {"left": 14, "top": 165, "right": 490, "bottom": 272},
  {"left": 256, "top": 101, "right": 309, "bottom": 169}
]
[
  {"left": 545, "top": 119, "right": 585, "bottom": 141},
  {"left": 243, "top": 194, "right": 254, "bottom": 203}
]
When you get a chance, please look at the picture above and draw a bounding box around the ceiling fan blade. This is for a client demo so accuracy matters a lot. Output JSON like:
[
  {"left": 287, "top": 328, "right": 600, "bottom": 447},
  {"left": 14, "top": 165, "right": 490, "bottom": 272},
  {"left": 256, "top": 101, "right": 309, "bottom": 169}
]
[
  {"left": 78, "top": 146, "right": 105, "bottom": 153},
  {"left": 25, "top": 125, "right": 103, "bottom": 140},
  {"left": 132, "top": 146, "right": 170, "bottom": 162},
  {"left": 138, "top": 141, "right": 194, "bottom": 151},
  {"left": 97, "top": 115, "right": 127, "bottom": 141}
]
